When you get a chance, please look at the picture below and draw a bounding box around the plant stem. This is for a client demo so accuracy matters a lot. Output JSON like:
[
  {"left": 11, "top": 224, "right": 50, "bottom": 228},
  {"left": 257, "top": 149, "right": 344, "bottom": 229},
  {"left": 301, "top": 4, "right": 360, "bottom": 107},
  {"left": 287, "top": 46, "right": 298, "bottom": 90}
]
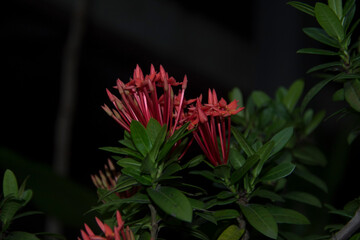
[
  {"left": 148, "top": 203, "right": 158, "bottom": 240},
  {"left": 332, "top": 206, "right": 360, "bottom": 240}
]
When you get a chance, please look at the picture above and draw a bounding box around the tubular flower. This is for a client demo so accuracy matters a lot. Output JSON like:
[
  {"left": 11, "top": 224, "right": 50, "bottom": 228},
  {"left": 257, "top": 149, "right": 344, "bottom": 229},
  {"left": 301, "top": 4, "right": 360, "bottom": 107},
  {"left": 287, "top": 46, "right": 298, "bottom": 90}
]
[
  {"left": 91, "top": 159, "right": 138, "bottom": 199},
  {"left": 103, "top": 64, "right": 194, "bottom": 136},
  {"left": 186, "top": 89, "right": 244, "bottom": 166},
  {"left": 78, "top": 210, "right": 135, "bottom": 240}
]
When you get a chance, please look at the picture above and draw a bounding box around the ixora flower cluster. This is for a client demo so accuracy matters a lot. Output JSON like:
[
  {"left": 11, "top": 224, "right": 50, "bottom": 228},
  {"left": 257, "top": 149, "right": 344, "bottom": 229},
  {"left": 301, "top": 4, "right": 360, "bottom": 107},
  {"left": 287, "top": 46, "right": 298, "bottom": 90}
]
[
  {"left": 102, "top": 64, "right": 243, "bottom": 165},
  {"left": 78, "top": 64, "right": 244, "bottom": 239}
]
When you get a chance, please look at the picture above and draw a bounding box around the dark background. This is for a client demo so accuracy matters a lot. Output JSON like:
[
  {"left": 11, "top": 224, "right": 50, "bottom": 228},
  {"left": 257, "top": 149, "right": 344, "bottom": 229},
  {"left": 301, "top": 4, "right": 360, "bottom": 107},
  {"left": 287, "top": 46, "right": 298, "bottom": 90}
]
[{"left": 0, "top": 0, "right": 359, "bottom": 239}]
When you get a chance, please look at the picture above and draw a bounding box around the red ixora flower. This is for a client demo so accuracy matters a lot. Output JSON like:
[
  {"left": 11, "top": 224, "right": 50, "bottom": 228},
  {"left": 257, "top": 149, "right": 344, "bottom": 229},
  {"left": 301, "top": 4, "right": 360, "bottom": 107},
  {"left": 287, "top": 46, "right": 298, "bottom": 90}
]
[
  {"left": 78, "top": 210, "right": 134, "bottom": 240},
  {"left": 186, "top": 89, "right": 244, "bottom": 166},
  {"left": 91, "top": 159, "right": 139, "bottom": 199},
  {"left": 102, "top": 64, "right": 194, "bottom": 136}
]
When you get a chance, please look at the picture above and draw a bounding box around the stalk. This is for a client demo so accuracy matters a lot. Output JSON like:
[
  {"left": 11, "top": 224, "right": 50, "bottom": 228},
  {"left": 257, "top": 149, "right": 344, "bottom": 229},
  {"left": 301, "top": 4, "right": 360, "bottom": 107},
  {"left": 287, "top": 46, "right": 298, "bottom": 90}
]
[{"left": 148, "top": 203, "right": 159, "bottom": 240}]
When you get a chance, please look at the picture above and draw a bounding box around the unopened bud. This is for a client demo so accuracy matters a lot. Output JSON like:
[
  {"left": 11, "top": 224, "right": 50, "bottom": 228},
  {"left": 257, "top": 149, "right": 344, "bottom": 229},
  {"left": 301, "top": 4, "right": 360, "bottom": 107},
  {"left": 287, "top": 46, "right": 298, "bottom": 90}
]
[{"left": 182, "top": 75, "right": 188, "bottom": 89}]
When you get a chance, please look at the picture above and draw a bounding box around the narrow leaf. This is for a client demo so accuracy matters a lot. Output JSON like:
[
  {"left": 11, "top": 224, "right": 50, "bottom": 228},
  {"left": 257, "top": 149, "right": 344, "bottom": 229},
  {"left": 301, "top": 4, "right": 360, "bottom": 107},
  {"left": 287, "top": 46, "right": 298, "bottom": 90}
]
[
  {"left": 301, "top": 74, "right": 340, "bottom": 112},
  {"left": 228, "top": 87, "right": 244, "bottom": 117},
  {"left": 293, "top": 145, "right": 327, "bottom": 166},
  {"left": 344, "top": 79, "right": 360, "bottom": 112},
  {"left": 306, "top": 61, "right": 342, "bottom": 73},
  {"left": 230, "top": 154, "right": 260, "bottom": 184},
  {"left": 213, "top": 209, "right": 240, "bottom": 221},
  {"left": 287, "top": 1, "right": 315, "bottom": 16},
  {"left": 270, "top": 127, "right": 294, "bottom": 157},
  {"left": 130, "top": 120, "right": 152, "bottom": 156},
  {"left": 146, "top": 118, "right": 162, "bottom": 145},
  {"left": 283, "top": 191, "right": 322, "bottom": 207},
  {"left": 260, "top": 162, "right": 296, "bottom": 182},
  {"left": 305, "top": 110, "right": 326, "bottom": 136},
  {"left": 99, "top": 147, "right": 143, "bottom": 160},
  {"left": 315, "top": 3, "right": 345, "bottom": 41},
  {"left": 328, "top": 0, "right": 343, "bottom": 20},
  {"left": 251, "top": 189, "right": 285, "bottom": 202},
  {"left": 217, "top": 225, "right": 245, "bottom": 240},
  {"left": 251, "top": 91, "right": 271, "bottom": 108},
  {"left": 147, "top": 186, "right": 192, "bottom": 222},
  {"left": 297, "top": 48, "right": 339, "bottom": 56},
  {"left": 3, "top": 169, "right": 18, "bottom": 197},
  {"left": 295, "top": 166, "right": 328, "bottom": 192},
  {"left": 232, "top": 128, "right": 255, "bottom": 157},
  {"left": 284, "top": 79, "right": 304, "bottom": 112},
  {"left": 303, "top": 27, "right": 339, "bottom": 48},
  {"left": 266, "top": 206, "right": 310, "bottom": 224},
  {"left": 240, "top": 204, "right": 278, "bottom": 239},
  {"left": 5, "top": 231, "right": 40, "bottom": 240}
]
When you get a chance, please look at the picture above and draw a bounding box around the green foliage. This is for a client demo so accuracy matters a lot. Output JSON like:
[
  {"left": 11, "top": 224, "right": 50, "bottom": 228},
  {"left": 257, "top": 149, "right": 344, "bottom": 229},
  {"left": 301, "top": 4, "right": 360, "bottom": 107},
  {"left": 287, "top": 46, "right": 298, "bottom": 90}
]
[{"left": 0, "top": 170, "right": 52, "bottom": 240}]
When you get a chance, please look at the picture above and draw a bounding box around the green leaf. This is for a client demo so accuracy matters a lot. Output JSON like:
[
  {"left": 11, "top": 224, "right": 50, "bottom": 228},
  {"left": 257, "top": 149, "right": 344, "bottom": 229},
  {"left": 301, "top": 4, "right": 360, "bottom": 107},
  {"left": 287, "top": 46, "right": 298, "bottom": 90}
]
[
  {"left": 190, "top": 170, "right": 220, "bottom": 183},
  {"left": 287, "top": 1, "right": 315, "bottom": 16},
  {"left": 315, "top": 3, "right": 345, "bottom": 41},
  {"left": 283, "top": 191, "right": 322, "bottom": 207},
  {"left": 307, "top": 61, "right": 342, "bottom": 73},
  {"left": 0, "top": 200, "right": 22, "bottom": 227},
  {"left": 230, "top": 154, "right": 260, "bottom": 184},
  {"left": 332, "top": 88, "right": 344, "bottom": 101},
  {"left": 12, "top": 210, "right": 42, "bottom": 221},
  {"left": 232, "top": 128, "right": 255, "bottom": 157},
  {"left": 348, "top": 128, "right": 360, "bottom": 144},
  {"left": 270, "top": 127, "right": 294, "bottom": 157},
  {"left": 240, "top": 204, "right": 278, "bottom": 239},
  {"left": 147, "top": 186, "right": 192, "bottom": 222},
  {"left": 251, "top": 91, "right": 271, "bottom": 108},
  {"left": 305, "top": 110, "right": 326, "bottom": 136},
  {"left": 131, "top": 120, "right": 152, "bottom": 156},
  {"left": 251, "top": 189, "right": 285, "bottom": 202},
  {"left": 121, "top": 167, "right": 152, "bottom": 186},
  {"left": 266, "top": 206, "right": 310, "bottom": 224},
  {"left": 146, "top": 118, "right": 162, "bottom": 145},
  {"left": 183, "top": 154, "right": 205, "bottom": 168},
  {"left": 228, "top": 87, "right": 244, "bottom": 117},
  {"left": 3, "top": 169, "right": 18, "bottom": 197},
  {"left": 196, "top": 212, "right": 217, "bottom": 225},
  {"left": 228, "top": 147, "right": 245, "bottom": 170},
  {"left": 343, "top": 0, "right": 356, "bottom": 31},
  {"left": 5, "top": 231, "right": 40, "bottom": 240},
  {"left": 148, "top": 124, "right": 167, "bottom": 162},
  {"left": 217, "top": 225, "right": 245, "bottom": 240},
  {"left": 303, "top": 27, "right": 339, "bottom": 48},
  {"left": 213, "top": 209, "right": 240, "bottom": 221},
  {"left": 349, "top": 233, "right": 360, "bottom": 240},
  {"left": 214, "top": 165, "right": 231, "bottom": 179},
  {"left": 114, "top": 157, "right": 141, "bottom": 169},
  {"left": 344, "top": 79, "right": 360, "bottom": 112},
  {"left": 260, "top": 162, "right": 296, "bottom": 182},
  {"left": 301, "top": 74, "right": 339, "bottom": 112},
  {"left": 99, "top": 147, "right": 143, "bottom": 160},
  {"left": 293, "top": 145, "right": 327, "bottom": 166},
  {"left": 297, "top": 48, "right": 339, "bottom": 56},
  {"left": 295, "top": 166, "right": 328, "bottom": 192},
  {"left": 283, "top": 80, "right": 304, "bottom": 112},
  {"left": 328, "top": 0, "right": 343, "bottom": 20},
  {"left": 253, "top": 141, "right": 275, "bottom": 177},
  {"left": 270, "top": 164, "right": 294, "bottom": 186}
]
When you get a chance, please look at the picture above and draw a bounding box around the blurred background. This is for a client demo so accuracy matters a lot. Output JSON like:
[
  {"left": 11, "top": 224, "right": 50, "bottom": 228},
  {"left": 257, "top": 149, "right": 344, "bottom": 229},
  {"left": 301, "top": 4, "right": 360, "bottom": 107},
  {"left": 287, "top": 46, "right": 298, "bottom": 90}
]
[{"left": 0, "top": 0, "right": 359, "bottom": 239}]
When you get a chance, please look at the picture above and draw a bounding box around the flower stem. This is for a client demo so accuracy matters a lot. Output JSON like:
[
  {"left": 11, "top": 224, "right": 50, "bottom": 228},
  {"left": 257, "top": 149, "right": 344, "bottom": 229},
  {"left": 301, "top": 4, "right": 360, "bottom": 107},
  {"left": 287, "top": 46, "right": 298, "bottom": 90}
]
[{"left": 148, "top": 203, "right": 158, "bottom": 240}]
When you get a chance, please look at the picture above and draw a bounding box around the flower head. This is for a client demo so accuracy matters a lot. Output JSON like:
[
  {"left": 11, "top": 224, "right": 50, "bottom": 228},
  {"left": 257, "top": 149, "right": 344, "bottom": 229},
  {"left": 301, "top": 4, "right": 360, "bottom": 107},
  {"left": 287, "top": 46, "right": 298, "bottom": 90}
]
[
  {"left": 78, "top": 210, "right": 134, "bottom": 240},
  {"left": 186, "top": 89, "right": 244, "bottom": 166},
  {"left": 103, "top": 64, "right": 193, "bottom": 136},
  {"left": 91, "top": 159, "right": 138, "bottom": 199}
]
